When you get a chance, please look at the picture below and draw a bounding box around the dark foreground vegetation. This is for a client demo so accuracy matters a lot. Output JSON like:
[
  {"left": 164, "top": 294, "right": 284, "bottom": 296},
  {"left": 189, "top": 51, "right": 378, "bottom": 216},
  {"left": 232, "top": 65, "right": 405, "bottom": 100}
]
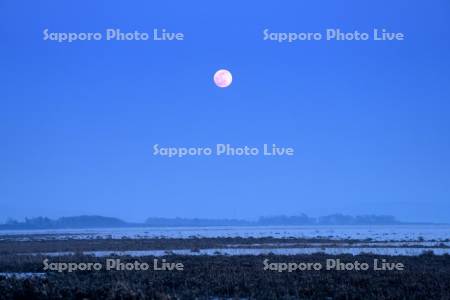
[{"left": 0, "top": 253, "right": 449, "bottom": 299}]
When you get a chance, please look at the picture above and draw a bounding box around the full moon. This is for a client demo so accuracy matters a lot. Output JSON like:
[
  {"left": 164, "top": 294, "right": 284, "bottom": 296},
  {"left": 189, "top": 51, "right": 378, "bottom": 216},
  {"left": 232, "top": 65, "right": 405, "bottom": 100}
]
[{"left": 214, "top": 69, "right": 232, "bottom": 88}]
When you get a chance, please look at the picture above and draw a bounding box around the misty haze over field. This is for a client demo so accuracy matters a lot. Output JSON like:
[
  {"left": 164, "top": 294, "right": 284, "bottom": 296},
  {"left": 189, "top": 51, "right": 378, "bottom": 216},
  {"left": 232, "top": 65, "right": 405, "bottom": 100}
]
[{"left": 0, "top": 214, "right": 444, "bottom": 231}]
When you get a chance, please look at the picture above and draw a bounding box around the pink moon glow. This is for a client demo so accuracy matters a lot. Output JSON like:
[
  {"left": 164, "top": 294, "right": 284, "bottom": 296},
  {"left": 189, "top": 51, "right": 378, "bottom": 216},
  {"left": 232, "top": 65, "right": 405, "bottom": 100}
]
[{"left": 213, "top": 69, "right": 232, "bottom": 88}]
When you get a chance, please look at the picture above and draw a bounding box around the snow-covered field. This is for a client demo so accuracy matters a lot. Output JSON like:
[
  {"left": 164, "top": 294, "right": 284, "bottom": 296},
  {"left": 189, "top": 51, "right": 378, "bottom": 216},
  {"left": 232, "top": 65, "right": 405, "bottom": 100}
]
[
  {"left": 24, "top": 247, "right": 449, "bottom": 257},
  {"left": 1, "top": 225, "right": 449, "bottom": 242},
  {"left": 0, "top": 273, "right": 46, "bottom": 279}
]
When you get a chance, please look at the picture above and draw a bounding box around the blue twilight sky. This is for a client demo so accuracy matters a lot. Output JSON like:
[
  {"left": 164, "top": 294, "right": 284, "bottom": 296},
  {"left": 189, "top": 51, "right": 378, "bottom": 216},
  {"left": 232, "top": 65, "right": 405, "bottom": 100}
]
[{"left": 0, "top": 0, "right": 449, "bottom": 223}]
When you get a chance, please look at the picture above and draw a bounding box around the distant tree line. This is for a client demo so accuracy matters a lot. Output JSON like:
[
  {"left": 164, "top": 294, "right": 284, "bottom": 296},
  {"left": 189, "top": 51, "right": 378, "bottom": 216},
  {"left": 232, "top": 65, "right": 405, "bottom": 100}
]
[
  {"left": 0, "top": 216, "right": 130, "bottom": 230},
  {"left": 0, "top": 213, "right": 406, "bottom": 230},
  {"left": 146, "top": 214, "right": 401, "bottom": 227}
]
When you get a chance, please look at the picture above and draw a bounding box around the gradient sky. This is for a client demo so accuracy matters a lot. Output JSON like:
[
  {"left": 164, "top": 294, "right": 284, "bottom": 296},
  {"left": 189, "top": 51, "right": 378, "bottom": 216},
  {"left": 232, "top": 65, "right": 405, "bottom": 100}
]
[{"left": 1, "top": 0, "right": 449, "bottom": 223}]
